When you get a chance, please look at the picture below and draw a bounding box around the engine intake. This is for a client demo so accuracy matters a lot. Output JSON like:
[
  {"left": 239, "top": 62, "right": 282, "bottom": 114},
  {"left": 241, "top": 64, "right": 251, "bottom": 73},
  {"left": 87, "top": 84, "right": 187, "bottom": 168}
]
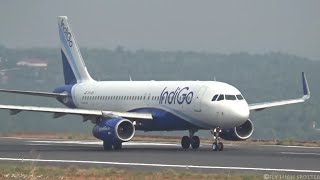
[
  {"left": 220, "top": 119, "right": 254, "bottom": 141},
  {"left": 92, "top": 118, "right": 135, "bottom": 142}
]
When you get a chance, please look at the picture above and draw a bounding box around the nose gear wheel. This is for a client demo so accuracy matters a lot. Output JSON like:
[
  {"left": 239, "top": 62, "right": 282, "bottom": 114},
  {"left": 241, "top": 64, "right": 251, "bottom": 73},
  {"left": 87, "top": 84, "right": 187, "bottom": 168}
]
[{"left": 211, "top": 128, "right": 224, "bottom": 151}]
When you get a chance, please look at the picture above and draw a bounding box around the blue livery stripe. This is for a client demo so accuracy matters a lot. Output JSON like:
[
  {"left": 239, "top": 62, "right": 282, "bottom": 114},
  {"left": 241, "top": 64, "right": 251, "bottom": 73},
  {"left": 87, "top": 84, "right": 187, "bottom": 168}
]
[
  {"left": 129, "top": 107, "right": 208, "bottom": 131},
  {"left": 58, "top": 26, "right": 81, "bottom": 82},
  {"left": 61, "top": 50, "right": 77, "bottom": 85}
]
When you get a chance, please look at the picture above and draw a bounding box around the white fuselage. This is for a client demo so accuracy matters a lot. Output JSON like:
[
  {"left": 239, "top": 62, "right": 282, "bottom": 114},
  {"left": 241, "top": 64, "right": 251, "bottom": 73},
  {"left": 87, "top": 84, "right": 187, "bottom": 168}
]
[{"left": 69, "top": 80, "right": 250, "bottom": 130}]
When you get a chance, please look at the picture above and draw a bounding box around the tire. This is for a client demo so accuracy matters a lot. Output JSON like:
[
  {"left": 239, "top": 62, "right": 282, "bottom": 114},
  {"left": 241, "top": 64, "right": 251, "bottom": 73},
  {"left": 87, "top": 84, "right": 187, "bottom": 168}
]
[
  {"left": 191, "top": 136, "right": 200, "bottom": 149},
  {"left": 212, "top": 142, "right": 219, "bottom": 151},
  {"left": 113, "top": 141, "right": 122, "bottom": 150},
  {"left": 181, "top": 136, "right": 191, "bottom": 149},
  {"left": 218, "top": 142, "right": 224, "bottom": 151},
  {"left": 103, "top": 140, "right": 113, "bottom": 151}
]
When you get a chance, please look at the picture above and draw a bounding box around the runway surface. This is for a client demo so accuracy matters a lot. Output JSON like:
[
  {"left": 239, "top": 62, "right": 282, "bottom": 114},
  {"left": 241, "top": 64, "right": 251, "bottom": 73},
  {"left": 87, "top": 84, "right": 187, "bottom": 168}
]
[{"left": 0, "top": 137, "right": 320, "bottom": 174}]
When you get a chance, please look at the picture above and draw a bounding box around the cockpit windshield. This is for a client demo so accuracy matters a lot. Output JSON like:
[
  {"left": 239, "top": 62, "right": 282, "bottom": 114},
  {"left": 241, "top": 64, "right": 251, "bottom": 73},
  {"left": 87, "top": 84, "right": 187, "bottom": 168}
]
[
  {"left": 212, "top": 94, "right": 219, "bottom": 101},
  {"left": 212, "top": 94, "right": 244, "bottom": 101},
  {"left": 236, "top": 94, "right": 244, "bottom": 100},
  {"left": 217, "top": 94, "right": 224, "bottom": 101},
  {"left": 225, "top": 95, "right": 237, "bottom": 100}
]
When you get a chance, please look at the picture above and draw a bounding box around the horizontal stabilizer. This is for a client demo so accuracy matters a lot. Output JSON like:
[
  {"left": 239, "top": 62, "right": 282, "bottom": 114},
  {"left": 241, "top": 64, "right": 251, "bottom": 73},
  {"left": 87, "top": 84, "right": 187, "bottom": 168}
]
[{"left": 0, "top": 89, "right": 69, "bottom": 98}]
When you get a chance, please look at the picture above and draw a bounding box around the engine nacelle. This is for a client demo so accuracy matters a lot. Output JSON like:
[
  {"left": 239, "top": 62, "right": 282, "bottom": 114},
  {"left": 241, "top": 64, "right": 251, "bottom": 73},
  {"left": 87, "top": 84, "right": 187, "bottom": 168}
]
[
  {"left": 92, "top": 118, "right": 135, "bottom": 142},
  {"left": 220, "top": 119, "right": 254, "bottom": 141}
]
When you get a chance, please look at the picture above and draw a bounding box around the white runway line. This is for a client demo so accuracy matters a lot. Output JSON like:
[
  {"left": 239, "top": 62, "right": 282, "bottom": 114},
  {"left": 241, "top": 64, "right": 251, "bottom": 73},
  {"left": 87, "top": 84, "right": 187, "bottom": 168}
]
[
  {"left": 28, "top": 140, "right": 102, "bottom": 145},
  {"left": 125, "top": 142, "right": 179, "bottom": 146},
  {"left": 281, "top": 152, "right": 320, "bottom": 156},
  {"left": 260, "top": 144, "right": 320, "bottom": 149},
  {"left": 27, "top": 140, "right": 240, "bottom": 147},
  {"left": 3, "top": 137, "right": 319, "bottom": 149},
  {"left": 27, "top": 144, "right": 56, "bottom": 146},
  {"left": 27, "top": 143, "right": 88, "bottom": 147},
  {"left": 0, "top": 137, "right": 69, "bottom": 141},
  {"left": 27, "top": 140, "right": 180, "bottom": 146},
  {"left": 0, "top": 157, "right": 319, "bottom": 173}
]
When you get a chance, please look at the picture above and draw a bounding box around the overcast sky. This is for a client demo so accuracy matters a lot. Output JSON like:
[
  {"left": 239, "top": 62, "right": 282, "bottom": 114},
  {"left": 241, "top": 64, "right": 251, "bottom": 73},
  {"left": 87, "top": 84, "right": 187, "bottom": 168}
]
[{"left": 0, "top": 0, "right": 319, "bottom": 60}]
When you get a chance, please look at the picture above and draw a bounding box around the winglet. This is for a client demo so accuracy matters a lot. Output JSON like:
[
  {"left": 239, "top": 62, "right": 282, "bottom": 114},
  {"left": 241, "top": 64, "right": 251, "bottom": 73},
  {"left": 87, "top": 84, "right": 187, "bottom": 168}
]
[{"left": 302, "top": 72, "right": 310, "bottom": 100}]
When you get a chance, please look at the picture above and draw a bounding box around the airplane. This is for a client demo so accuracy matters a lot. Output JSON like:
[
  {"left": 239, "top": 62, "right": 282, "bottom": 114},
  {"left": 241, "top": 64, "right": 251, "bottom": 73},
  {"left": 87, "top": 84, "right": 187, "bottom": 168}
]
[{"left": 0, "top": 16, "right": 310, "bottom": 151}]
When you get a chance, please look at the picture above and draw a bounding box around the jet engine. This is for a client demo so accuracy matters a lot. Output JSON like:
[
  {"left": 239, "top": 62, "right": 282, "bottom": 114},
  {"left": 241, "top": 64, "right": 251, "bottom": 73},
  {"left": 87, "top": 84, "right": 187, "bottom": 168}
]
[
  {"left": 220, "top": 119, "right": 254, "bottom": 141},
  {"left": 92, "top": 118, "right": 135, "bottom": 142}
]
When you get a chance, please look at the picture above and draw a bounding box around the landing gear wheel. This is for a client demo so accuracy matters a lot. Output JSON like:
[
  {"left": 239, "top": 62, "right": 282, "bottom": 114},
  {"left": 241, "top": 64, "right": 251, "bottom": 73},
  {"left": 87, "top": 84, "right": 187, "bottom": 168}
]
[
  {"left": 218, "top": 142, "right": 224, "bottom": 151},
  {"left": 191, "top": 136, "right": 200, "bottom": 149},
  {"left": 113, "top": 141, "right": 122, "bottom": 150},
  {"left": 181, "top": 136, "right": 191, "bottom": 149},
  {"left": 103, "top": 140, "right": 113, "bottom": 151},
  {"left": 212, "top": 142, "right": 219, "bottom": 151},
  {"left": 211, "top": 127, "right": 224, "bottom": 151}
]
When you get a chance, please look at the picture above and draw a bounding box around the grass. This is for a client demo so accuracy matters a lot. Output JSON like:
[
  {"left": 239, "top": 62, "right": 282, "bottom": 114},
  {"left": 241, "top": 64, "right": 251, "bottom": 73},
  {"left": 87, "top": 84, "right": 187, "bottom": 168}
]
[{"left": 0, "top": 163, "right": 263, "bottom": 180}]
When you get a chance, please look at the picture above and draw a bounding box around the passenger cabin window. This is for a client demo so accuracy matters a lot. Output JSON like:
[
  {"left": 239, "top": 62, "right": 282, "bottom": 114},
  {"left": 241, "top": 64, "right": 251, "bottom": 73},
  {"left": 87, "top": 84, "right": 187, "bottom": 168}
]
[
  {"left": 212, "top": 94, "right": 218, "bottom": 101},
  {"left": 217, "top": 94, "right": 224, "bottom": 101},
  {"left": 236, "top": 94, "right": 244, "bottom": 100},
  {"left": 225, "top": 95, "right": 237, "bottom": 100}
]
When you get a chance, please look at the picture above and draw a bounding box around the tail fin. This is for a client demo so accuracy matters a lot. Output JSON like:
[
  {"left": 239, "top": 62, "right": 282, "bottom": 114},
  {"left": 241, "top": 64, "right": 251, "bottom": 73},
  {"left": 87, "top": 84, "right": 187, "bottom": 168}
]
[{"left": 57, "top": 16, "right": 93, "bottom": 85}]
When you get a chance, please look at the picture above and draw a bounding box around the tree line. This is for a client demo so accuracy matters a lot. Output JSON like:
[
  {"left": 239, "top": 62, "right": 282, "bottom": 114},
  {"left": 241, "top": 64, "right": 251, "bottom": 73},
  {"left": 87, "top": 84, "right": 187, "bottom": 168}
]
[{"left": 0, "top": 45, "right": 319, "bottom": 140}]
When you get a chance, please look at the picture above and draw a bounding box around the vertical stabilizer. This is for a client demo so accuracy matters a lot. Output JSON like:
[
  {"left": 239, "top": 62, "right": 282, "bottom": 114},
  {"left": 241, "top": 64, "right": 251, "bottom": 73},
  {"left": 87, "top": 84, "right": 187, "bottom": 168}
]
[{"left": 57, "top": 16, "right": 93, "bottom": 85}]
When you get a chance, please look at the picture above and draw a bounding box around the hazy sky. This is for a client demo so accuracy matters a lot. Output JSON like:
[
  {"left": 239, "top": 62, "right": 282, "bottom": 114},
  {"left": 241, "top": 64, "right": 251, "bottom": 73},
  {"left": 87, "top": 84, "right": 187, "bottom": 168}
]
[{"left": 0, "top": 0, "right": 319, "bottom": 60}]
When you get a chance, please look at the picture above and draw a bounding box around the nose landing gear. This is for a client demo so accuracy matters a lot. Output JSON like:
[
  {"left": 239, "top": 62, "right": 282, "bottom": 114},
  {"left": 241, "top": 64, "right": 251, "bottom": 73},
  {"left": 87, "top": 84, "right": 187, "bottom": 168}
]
[
  {"left": 181, "top": 129, "right": 200, "bottom": 149},
  {"left": 211, "top": 128, "right": 223, "bottom": 151}
]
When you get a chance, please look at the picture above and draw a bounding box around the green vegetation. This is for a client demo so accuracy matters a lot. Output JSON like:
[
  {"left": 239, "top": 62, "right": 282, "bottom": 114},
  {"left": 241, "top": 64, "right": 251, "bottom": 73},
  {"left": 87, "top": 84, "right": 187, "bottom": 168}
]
[
  {"left": 0, "top": 45, "right": 319, "bottom": 140},
  {"left": 0, "top": 163, "right": 262, "bottom": 180}
]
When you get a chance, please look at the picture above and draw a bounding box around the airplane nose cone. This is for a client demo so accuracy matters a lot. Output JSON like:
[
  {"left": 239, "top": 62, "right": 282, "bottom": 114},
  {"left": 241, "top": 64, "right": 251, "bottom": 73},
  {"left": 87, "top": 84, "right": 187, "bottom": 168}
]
[{"left": 233, "top": 105, "right": 250, "bottom": 126}]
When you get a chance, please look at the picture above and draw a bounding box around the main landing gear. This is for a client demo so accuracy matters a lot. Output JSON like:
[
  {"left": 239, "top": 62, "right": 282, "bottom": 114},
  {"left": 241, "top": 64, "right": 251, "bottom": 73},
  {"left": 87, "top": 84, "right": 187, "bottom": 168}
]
[
  {"left": 181, "top": 128, "right": 224, "bottom": 151},
  {"left": 103, "top": 140, "right": 122, "bottom": 150},
  {"left": 181, "top": 129, "right": 200, "bottom": 149},
  {"left": 211, "top": 127, "right": 223, "bottom": 151}
]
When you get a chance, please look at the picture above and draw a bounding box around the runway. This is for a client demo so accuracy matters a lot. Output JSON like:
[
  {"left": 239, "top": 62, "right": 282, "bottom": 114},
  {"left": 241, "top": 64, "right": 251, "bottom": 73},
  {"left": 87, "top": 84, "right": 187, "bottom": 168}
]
[{"left": 0, "top": 137, "right": 320, "bottom": 174}]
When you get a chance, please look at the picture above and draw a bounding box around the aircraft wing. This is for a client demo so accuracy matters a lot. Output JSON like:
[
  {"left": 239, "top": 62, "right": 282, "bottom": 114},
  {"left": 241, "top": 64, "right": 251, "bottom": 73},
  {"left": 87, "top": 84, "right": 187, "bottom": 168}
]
[
  {"left": 0, "top": 104, "right": 153, "bottom": 121},
  {"left": 0, "top": 89, "right": 68, "bottom": 98},
  {"left": 249, "top": 72, "right": 310, "bottom": 111}
]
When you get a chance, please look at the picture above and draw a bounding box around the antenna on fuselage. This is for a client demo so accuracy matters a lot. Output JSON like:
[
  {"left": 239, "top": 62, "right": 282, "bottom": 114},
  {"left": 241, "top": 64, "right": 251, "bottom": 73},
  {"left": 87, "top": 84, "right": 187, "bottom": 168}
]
[
  {"left": 213, "top": 76, "right": 217, "bottom": 81},
  {"left": 129, "top": 75, "right": 133, "bottom": 81}
]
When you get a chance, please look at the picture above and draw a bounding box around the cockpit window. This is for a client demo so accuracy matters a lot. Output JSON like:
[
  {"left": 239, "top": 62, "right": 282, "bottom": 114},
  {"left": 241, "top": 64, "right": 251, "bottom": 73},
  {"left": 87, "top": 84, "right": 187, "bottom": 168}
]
[
  {"left": 225, "top": 95, "right": 237, "bottom": 100},
  {"left": 212, "top": 94, "right": 218, "bottom": 101},
  {"left": 236, "top": 94, "right": 244, "bottom": 100},
  {"left": 217, "top": 94, "right": 224, "bottom": 101}
]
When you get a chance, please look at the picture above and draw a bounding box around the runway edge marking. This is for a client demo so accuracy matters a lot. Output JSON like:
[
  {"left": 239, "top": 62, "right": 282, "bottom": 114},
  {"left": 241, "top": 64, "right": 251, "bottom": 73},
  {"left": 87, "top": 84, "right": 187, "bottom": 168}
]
[
  {"left": 281, "top": 152, "right": 320, "bottom": 156},
  {"left": 0, "top": 157, "right": 320, "bottom": 173}
]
